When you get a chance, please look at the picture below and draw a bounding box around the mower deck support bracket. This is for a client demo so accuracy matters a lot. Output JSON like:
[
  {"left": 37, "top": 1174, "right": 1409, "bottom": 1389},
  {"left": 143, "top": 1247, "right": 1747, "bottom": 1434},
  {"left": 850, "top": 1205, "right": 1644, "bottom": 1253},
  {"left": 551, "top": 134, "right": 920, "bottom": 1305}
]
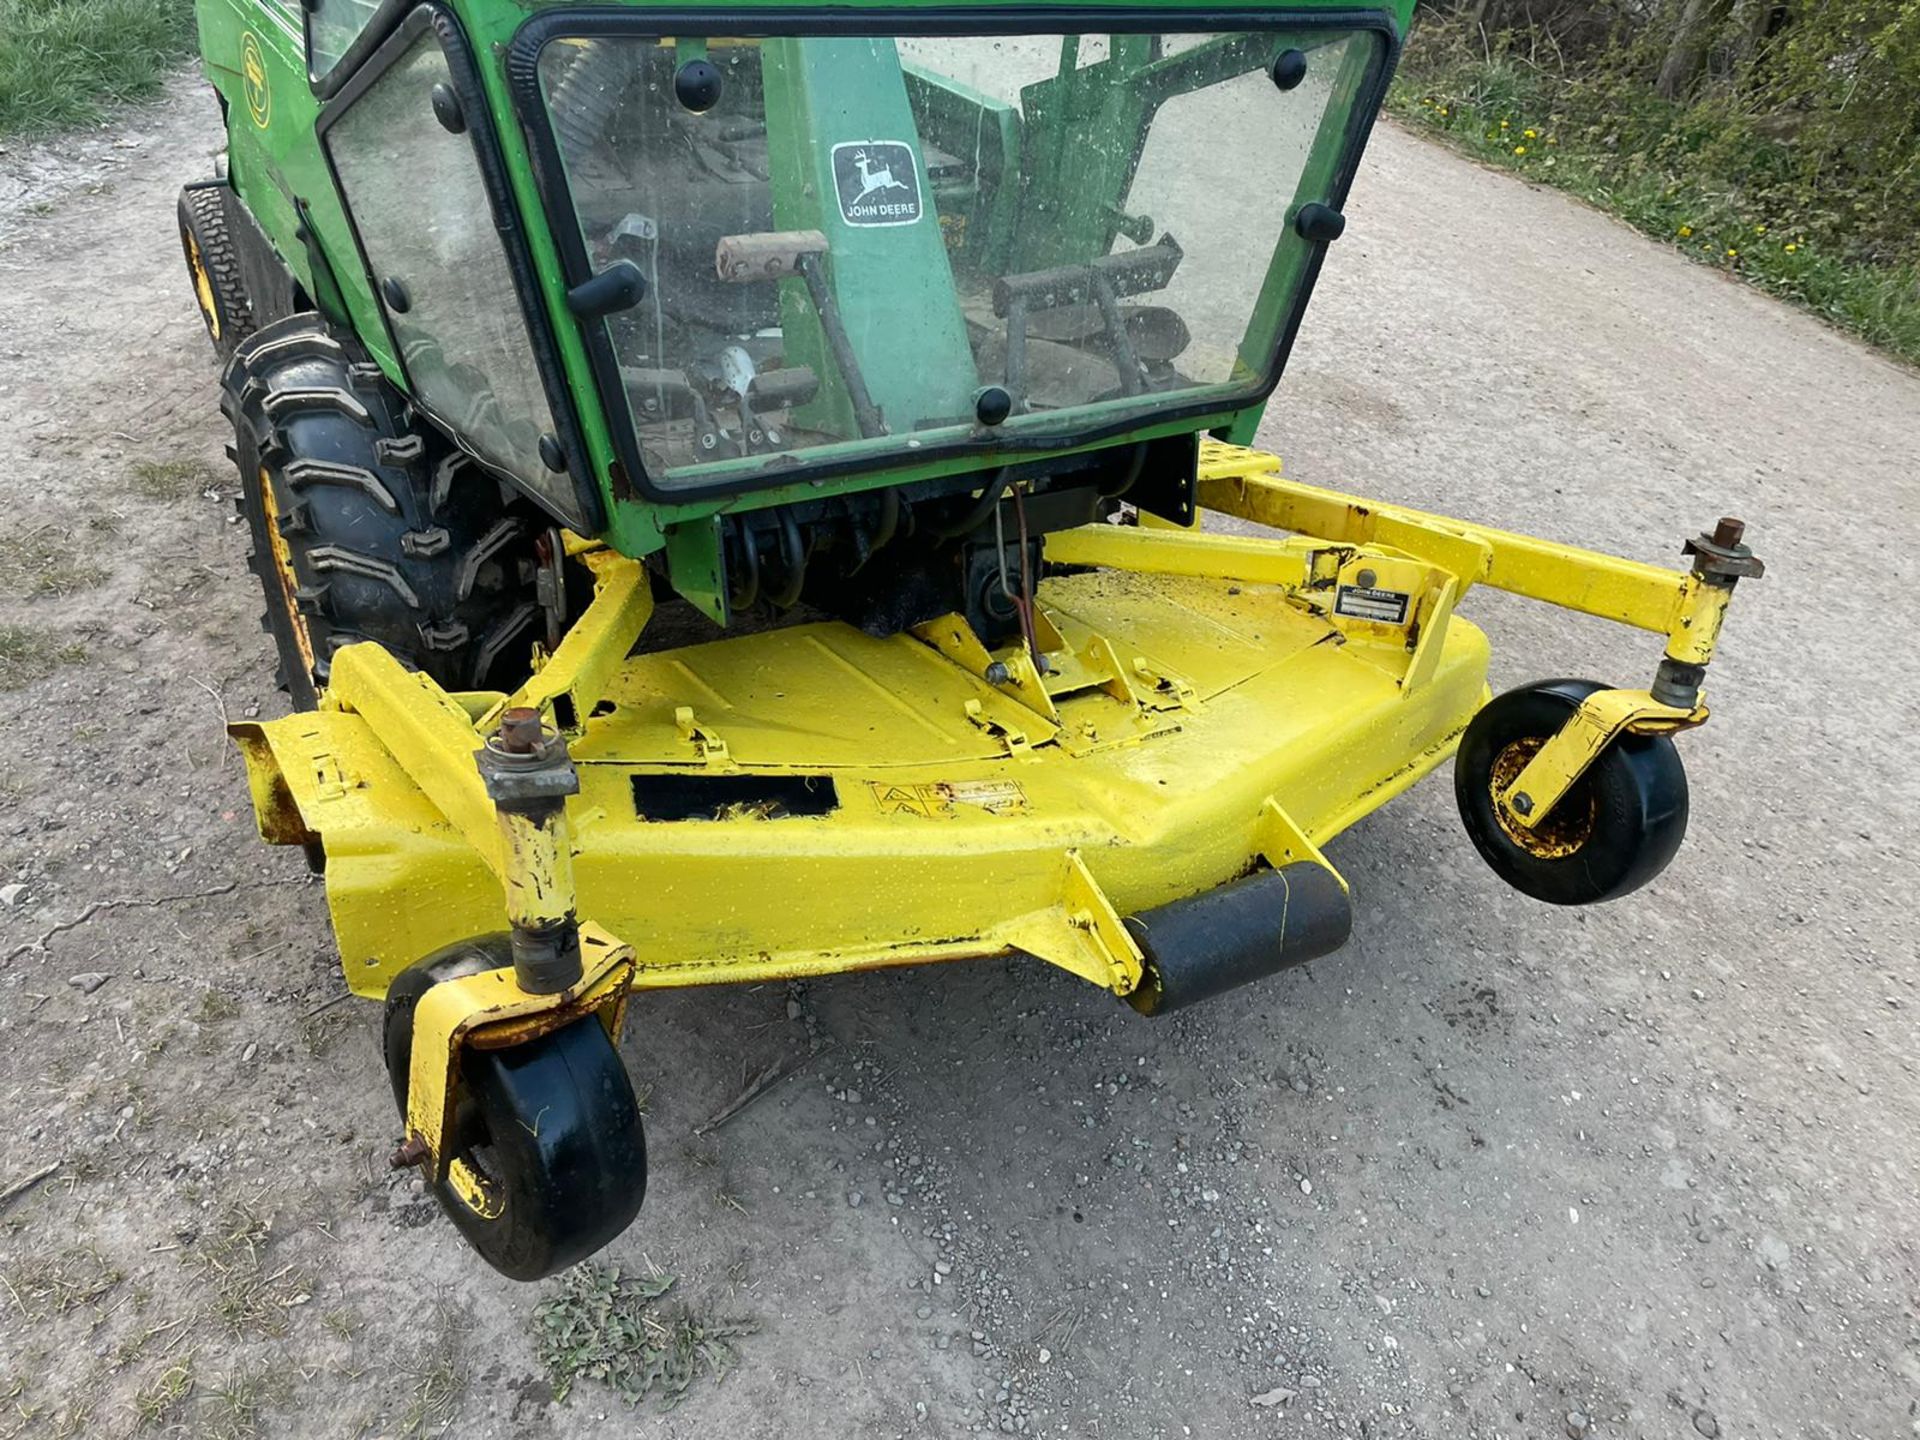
[
  {"left": 491, "top": 548, "right": 653, "bottom": 736},
  {"left": 1195, "top": 441, "right": 1725, "bottom": 639},
  {"left": 1254, "top": 796, "right": 1349, "bottom": 895},
  {"left": 999, "top": 851, "right": 1145, "bottom": 996},
  {"left": 1062, "top": 850, "right": 1146, "bottom": 994},
  {"left": 1190, "top": 444, "right": 1762, "bottom": 820},
  {"left": 1499, "top": 688, "right": 1707, "bottom": 829},
  {"left": 323, "top": 644, "right": 504, "bottom": 869}
]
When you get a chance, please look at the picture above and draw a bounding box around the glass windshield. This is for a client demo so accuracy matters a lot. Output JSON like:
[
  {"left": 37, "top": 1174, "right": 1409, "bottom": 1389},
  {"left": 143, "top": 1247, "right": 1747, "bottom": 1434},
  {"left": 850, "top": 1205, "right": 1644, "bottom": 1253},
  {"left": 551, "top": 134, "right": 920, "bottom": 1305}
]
[{"left": 532, "top": 25, "right": 1381, "bottom": 492}]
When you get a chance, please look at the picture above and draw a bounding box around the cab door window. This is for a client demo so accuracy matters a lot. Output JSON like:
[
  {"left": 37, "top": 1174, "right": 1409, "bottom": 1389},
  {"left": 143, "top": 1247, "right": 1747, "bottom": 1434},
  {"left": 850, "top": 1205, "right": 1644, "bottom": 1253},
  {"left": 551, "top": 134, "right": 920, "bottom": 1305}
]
[
  {"left": 307, "top": 0, "right": 387, "bottom": 80},
  {"left": 326, "top": 25, "right": 581, "bottom": 525}
]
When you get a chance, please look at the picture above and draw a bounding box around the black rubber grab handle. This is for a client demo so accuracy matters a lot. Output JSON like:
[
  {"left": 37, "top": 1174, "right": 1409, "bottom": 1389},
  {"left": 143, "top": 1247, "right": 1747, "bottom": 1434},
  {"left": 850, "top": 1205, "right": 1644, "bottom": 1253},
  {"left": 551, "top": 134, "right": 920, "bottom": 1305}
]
[{"left": 567, "top": 260, "right": 648, "bottom": 320}]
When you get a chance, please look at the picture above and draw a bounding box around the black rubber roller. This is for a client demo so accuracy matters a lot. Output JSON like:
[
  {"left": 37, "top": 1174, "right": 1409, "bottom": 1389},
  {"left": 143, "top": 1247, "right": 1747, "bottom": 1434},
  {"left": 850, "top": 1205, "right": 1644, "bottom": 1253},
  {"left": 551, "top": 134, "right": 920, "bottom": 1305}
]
[{"left": 1123, "top": 864, "right": 1352, "bottom": 1016}]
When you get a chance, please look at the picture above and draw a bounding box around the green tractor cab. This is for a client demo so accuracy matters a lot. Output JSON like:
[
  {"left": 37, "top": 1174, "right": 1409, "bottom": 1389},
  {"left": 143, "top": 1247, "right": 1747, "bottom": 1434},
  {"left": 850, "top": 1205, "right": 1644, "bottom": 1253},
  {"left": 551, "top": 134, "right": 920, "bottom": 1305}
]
[{"left": 185, "top": 0, "right": 1760, "bottom": 1278}]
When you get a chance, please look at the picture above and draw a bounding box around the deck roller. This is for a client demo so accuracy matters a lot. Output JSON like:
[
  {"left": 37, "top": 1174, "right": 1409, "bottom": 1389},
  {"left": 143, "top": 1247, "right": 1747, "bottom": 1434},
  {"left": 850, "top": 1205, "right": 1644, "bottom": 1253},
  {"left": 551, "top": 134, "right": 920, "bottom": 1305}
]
[{"left": 1122, "top": 863, "right": 1353, "bottom": 1016}]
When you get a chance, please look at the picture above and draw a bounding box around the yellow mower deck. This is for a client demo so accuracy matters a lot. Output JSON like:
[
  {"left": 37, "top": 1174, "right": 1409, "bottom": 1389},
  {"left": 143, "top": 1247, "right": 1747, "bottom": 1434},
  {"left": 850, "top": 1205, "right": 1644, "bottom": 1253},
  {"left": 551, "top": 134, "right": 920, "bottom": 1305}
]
[{"left": 231, "top": 443, "right": 1738, "bottom": 1005}]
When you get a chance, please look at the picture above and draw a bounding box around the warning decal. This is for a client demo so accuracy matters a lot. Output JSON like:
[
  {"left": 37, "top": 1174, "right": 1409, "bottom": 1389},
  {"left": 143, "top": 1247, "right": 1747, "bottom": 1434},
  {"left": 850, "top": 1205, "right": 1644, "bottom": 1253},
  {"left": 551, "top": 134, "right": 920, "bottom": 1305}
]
[
  {"left": 870, "top": 780, "right": 1028, "bottom": 818},
  {"left": 1334, "top": 584, "right": 1412, "bottom": 625}
]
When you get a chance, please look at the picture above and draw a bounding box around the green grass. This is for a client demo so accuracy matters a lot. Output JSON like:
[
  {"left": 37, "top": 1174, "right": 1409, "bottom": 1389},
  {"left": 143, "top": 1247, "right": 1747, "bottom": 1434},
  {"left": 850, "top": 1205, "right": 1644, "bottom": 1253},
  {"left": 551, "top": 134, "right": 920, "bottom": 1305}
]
[
  {"left": 0, "top": 623, "right": 86, "bottom": 690},
  {"left": 0, "top": 0, "right": 196, "bottom": 137},
  {"left": 1389, "top": 34, "right": 1920, "bottom": 370},
  {"left": 0, "top": 528, "right": 107, "bottom": 596},
  {"left": 130, "top": 458, "right": 212, "bottom": 501}
]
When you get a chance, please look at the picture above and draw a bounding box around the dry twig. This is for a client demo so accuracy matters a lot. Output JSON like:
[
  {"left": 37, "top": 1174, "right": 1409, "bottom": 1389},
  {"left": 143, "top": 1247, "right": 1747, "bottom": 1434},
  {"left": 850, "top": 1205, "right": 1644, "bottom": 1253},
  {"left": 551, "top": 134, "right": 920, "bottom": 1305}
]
[
  {"left": 4, "top": 876, "right": 311, "bottom": 963},
  {"left": 694, "top": 1045, "right": 829, "bottom": 1135},
  {"left": 0, "top": 1161, "right": 58, "bottom": 1213}
]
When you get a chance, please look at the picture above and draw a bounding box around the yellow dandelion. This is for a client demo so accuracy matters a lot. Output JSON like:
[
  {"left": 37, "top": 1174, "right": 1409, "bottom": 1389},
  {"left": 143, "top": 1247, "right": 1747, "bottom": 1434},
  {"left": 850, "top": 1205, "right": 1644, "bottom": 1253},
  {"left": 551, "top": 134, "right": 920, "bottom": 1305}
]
[
  {"left": 1726, "top": 248, "right": 1739, "bottom": 258},
  {"left": 1438, "top": 107, "right": 1450, "bottom": 117},
  {"left": 1524, "top": 128, "right": 1538, "bottom": 139},
  {"left": 1754, "top": 224, "right": 1768, "bottom": 236},
  {"left": 1500, "top": 118, "right": 1510, "bottom": 128},
  {"left": 1785, "top": 243, "right": 1798, "bottom": 253},
  {"left": 1677, "top": 224, "right": 1694, "bottom": 238},
  {"left": 1514, "top": 145, "right": 1528, "bottom": 156}
]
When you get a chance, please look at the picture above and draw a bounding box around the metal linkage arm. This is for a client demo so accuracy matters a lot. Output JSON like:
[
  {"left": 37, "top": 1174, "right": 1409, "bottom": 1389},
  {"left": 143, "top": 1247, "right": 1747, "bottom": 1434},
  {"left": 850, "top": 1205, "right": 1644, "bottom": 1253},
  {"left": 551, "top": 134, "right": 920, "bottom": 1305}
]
[
  {"left": 1193, "top": 444, "right": 1765, "bottom": 833},
  {"left": 1198, "top": 453, "right": 1690, "bottom": 633},
  {"left": 494, "top": 548, "right": 653, "bottom": 734},
  {"left": 1197, "top": 447, "right": 1763, "bottom": 696}
]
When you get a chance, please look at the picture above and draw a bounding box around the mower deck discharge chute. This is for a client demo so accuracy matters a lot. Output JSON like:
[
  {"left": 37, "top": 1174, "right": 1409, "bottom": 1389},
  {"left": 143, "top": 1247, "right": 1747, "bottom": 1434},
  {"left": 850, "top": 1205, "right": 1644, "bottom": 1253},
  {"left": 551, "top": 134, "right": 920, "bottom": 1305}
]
[{"left": 187, "top": 0, "right": 1761, "bottom": 1276}]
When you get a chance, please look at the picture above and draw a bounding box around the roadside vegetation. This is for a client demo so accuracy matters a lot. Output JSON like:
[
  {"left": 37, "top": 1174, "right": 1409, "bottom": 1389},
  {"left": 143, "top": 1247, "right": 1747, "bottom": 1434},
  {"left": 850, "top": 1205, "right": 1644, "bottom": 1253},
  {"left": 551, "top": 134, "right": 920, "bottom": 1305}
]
[
  {"left": 0, "top": 0, "right": 195, "bottom": 136},
  {"left": 1392, "top": 2, "right": 1920, "bottom": 366}
]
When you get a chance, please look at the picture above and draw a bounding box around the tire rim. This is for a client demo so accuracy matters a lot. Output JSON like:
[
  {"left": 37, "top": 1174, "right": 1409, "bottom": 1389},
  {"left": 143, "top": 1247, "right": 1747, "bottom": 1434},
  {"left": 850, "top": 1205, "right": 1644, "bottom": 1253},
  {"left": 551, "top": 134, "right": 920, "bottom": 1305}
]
[
  {"left": 257, "top": 467, "right": 318, "bottom": 680},
  {"left": 444, "top": 1104, "right": 507, "bottom": 1221},
  {"left": 184, "top": 227, "right": 220, "bottom": 342},
  {"left": 446, "top": 1154, "right": 507, "bottom": 1221},
  {"left": 1488, "top": 737, "right": 1595, "bottom": 859}
]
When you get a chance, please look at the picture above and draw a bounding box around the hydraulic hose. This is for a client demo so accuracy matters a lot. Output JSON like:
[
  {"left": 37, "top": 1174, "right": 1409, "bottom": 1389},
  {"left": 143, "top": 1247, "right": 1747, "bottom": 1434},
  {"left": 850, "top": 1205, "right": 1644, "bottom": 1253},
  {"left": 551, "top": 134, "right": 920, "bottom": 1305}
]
[
  {"left": 767, "top": 509, "right": 808, "bottom": 609},
  {"left": 1101, "top": 442, "right": 1151, "bottom": 499},
  {"left": 927, "top": 468, "right": 1014, "bottom": 541}
]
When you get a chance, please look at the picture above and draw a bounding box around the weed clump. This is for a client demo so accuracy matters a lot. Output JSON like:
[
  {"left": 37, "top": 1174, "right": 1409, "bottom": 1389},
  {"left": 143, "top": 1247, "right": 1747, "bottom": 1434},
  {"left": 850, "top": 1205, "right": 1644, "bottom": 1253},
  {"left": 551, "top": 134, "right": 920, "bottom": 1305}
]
[{"left": 532, "top": 1263, "right": 755, "bottom": 1410}]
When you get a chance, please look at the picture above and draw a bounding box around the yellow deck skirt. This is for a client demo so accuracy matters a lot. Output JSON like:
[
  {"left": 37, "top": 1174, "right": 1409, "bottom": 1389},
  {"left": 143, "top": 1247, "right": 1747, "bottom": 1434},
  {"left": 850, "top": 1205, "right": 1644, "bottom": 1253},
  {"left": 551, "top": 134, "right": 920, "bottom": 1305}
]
[{"left": 247, "top": 563, "right": 1490, "bottom": 999}]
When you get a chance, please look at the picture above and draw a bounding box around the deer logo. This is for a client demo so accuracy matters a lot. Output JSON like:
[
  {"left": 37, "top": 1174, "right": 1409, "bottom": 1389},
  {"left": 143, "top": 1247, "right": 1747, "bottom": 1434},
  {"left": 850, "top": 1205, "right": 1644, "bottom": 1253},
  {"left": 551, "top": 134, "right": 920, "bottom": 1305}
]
[
  {"left": 851, "top": 148, "right": 911, "bottom": 202},
  {"left": 832, "top": 140, "right": 924, "bottom": 227}
]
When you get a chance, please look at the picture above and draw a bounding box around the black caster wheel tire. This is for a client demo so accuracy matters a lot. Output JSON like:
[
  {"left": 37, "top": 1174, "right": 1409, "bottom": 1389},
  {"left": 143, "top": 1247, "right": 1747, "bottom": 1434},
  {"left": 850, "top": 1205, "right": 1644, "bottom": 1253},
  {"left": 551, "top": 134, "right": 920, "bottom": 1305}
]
[
  {"left": 382, "top": 937, "right": 648, "bottom": 1281},
  {"left": 1455, "top": 678, "right": 1689, "bottom": 906}
]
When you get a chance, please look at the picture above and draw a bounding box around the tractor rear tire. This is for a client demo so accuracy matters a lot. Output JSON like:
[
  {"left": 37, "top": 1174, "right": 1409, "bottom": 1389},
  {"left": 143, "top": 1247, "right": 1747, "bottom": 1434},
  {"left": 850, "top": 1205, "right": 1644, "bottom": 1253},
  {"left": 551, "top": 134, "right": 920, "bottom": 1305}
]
[
  {"left": 221, "top": 316, "right": 550, "bottom": 707},
  {"left": 178, "top": 185, "right": 256, "bottom": 360}
]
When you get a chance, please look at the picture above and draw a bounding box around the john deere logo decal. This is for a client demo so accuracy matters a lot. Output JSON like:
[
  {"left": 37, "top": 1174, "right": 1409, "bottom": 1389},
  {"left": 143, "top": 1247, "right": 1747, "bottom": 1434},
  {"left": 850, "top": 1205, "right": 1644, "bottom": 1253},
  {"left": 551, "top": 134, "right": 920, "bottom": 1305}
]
[
  {"left": 242, "top": 32, "right": 271, "bottom": 128},
  {"left": 831, "top": 141, "right": 922, "bottom": 228}
]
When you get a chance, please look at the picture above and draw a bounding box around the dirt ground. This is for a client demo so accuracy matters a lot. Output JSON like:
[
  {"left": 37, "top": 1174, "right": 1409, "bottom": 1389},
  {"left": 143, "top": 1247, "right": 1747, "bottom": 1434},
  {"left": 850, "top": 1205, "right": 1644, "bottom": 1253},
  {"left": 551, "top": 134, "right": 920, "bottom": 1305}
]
[{"left": 2, "top": 73, "right": 1917, "bottom": 1440}]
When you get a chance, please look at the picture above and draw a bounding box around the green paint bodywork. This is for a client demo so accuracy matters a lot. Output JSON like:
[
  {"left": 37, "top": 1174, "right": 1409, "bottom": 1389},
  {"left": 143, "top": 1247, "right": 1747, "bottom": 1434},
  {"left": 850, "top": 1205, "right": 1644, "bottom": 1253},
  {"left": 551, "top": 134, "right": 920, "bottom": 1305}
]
[{"left": 194, "top": 0, "right": 1411, "bottom": 583}]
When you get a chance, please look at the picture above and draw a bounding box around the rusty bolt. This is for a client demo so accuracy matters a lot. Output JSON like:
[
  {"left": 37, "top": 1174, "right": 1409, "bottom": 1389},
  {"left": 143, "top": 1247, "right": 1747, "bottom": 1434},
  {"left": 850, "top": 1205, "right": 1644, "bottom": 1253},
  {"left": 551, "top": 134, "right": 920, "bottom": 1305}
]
[
  {"left": 1711, "top": 516, "right": 1746, "bottom": 549},
  {"left": 498, "top": 706, "right": 544, "bottom": 754},
  {"left": 388, "top": 1135, "right": 430, "bottom": 1170}
]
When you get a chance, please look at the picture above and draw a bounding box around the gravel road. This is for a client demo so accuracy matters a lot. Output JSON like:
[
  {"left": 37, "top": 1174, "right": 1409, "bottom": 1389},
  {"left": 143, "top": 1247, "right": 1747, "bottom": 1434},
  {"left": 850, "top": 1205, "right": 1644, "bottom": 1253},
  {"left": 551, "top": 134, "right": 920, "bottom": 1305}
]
[{"left": 1, "top": 75, "right": 1915, "bottom": 1440}]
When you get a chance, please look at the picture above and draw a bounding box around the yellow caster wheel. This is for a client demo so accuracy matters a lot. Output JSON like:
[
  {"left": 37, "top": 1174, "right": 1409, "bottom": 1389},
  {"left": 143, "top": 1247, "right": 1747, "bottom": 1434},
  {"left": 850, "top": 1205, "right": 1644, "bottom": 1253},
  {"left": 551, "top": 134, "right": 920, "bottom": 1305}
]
[
  {"left": 382, "top": 938, "right": 648, "bottom": 1281},
  {"left": 1456, "top": 679, "right": 1689, "bottom": 906}
]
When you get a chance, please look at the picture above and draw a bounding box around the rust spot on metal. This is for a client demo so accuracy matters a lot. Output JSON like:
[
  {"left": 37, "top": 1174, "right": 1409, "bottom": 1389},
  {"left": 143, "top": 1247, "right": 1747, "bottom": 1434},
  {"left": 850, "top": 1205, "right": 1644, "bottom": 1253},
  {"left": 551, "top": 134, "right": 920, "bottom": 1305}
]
[
  {"left": 1490, "top": 738, "right": 1593, "bottom": 858},
  {"left": 498, "top": 706, "right": 544, "bottom": 754},
  {"left": 227, "top": 721, "right": 316, "bottom": 848},
  {"left": 463, "top": 988, "right": 614, "bottom": 1050}
]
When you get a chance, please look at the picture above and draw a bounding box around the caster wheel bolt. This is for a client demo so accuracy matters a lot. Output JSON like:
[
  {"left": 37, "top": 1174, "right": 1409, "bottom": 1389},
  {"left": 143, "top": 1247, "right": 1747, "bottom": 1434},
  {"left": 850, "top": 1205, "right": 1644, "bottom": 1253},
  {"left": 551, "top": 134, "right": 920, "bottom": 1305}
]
[{"left": 389, "top": 1136, "right": 430, "bottom": 1170}]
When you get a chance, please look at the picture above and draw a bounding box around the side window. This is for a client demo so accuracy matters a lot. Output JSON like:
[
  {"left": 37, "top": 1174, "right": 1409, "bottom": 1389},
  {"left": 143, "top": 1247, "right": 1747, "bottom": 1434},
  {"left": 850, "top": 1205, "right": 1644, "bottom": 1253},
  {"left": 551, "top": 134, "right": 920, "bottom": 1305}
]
[
  {"left": 328, "top": 29, "right": 579, "bottom": 523},
  {"left": 308, "top": 0, "right": 386, "bottom": 79}
]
